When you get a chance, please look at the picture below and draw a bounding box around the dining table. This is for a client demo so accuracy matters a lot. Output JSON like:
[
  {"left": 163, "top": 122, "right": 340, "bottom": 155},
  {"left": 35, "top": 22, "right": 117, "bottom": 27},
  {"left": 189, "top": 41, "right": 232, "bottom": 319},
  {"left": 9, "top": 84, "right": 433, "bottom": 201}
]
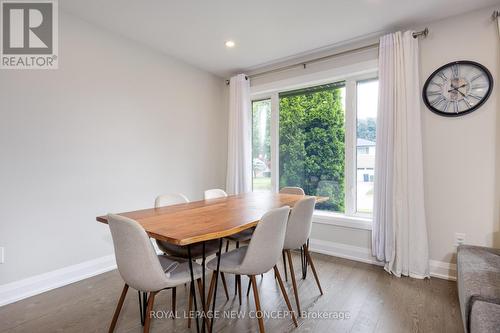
[{"left": 97, "top": 191, "right": 328, "bottom": 333}]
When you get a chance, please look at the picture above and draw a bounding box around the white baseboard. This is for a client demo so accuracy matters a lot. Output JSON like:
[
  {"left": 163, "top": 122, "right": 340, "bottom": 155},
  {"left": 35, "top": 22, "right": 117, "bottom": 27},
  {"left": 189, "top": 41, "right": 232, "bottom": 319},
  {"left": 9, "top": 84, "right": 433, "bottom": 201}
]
[
  {"left": 309, "top": 238, "right": 457, "bottom": 281},
  {"left": 0, "top": 254, "right": 117, "bottom": 307}
]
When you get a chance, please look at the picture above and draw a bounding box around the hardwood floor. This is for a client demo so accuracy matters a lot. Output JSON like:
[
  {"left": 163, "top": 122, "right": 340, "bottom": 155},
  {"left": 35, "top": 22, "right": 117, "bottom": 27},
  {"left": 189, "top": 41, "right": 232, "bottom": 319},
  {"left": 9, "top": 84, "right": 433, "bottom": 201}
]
[{"left": 0, "top": 252, "right": 463, "bottom": 333}]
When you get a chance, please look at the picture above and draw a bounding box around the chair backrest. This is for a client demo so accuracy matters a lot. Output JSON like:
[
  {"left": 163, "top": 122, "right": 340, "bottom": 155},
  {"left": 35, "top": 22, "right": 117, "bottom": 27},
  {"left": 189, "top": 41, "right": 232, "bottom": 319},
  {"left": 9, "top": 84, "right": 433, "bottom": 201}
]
[
  {"left": 279, "top": 187, "right": 305, "bottom": 195},
  {"left": 204, "top": 188, "right": 228, "bottom": 200},
  {"left": 107, "top": 214, "right": 167, "bottom": 292},
  {"left": 239, "top": 206, "right": 290, "bottom": 275},
  {"left": 284, "top": 197, "right": 316, "bottom": 250},
  {"left": 155, "top": 193, "right": 189, "bottom": 208}
]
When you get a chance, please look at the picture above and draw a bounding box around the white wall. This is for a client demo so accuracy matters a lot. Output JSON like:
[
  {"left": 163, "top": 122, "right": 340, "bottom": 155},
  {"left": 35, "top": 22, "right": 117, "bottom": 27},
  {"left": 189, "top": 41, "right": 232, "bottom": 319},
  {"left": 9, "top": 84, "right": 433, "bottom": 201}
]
[
  {"left": 0, "top": 11, "right": 227, "bottom": 285},
  {"left": 250, "top": 5, "right": 500, "bottom": 275}
]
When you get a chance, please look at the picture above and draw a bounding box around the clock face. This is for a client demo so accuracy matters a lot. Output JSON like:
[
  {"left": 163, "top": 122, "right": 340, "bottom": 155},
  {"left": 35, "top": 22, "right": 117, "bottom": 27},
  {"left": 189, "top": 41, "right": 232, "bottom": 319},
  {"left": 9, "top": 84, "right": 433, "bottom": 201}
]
[{"left": 423, "top": 61, "right": 493, "bottom": 117}]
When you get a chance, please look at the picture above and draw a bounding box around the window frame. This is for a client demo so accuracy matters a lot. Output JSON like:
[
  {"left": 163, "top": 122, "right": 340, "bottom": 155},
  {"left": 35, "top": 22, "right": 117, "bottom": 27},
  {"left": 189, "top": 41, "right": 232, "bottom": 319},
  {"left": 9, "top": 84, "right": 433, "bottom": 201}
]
[{"left": 250, "top": 68, "right": 377, "bottom": 230}]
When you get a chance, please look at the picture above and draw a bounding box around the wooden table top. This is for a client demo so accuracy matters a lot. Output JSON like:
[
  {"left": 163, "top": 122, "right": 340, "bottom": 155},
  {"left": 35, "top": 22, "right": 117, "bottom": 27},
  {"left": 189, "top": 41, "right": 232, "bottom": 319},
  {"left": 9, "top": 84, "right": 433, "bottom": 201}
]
[{"left": 97, "top": 192, "right": 328, "bottom": 246}]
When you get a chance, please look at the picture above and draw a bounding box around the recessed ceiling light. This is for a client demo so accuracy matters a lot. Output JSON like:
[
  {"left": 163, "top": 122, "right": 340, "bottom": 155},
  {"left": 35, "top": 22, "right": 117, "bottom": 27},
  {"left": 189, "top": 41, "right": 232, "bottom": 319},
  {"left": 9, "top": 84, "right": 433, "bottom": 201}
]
[{"left": 225, "top": 40, "right": 235, "bottom": 48}]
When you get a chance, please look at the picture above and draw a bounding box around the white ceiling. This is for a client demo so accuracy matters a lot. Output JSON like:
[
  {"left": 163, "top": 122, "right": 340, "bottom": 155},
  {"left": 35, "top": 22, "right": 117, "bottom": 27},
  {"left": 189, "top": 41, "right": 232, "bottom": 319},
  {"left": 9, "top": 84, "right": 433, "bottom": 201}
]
[{"left": 61, "top": 0, "right": 498, "bottom": 77}]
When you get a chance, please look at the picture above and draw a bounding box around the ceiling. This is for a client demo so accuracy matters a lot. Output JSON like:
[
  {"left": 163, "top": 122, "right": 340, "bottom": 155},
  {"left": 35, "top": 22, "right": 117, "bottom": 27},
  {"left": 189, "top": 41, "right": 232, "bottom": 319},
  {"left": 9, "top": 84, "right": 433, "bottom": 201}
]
[{"left": 61, "top": 0, "right": 498, "bottom": 77}]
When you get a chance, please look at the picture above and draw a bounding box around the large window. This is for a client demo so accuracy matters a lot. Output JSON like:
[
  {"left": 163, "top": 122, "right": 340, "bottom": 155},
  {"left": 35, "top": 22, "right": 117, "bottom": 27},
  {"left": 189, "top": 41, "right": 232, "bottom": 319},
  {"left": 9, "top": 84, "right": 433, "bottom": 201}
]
[
  {"left": 251, "top": 74, "right": 378, "bottom": 217},
  {"left": 279, "top": 83, "right": 346, "bottom": 212}
]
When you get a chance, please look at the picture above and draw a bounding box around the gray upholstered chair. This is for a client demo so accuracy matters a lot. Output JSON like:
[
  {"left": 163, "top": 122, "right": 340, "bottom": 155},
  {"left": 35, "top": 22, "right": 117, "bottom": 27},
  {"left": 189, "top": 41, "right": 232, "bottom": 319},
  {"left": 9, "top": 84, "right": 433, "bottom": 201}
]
[
  {"left": 279, "top": 186, "right": 306, "bottom": 195},
  {"left": 282, "top": 197, "right": 323, "bottom": 315},
  {"left": 204, "top": 188, "right": 254, "bottom": 303},
  {"left": 279, "top": 186, "right": 305, "bottom": 281},
  {"left": 154, "top": 193, "right": 229, "bottom": 311},
  {"left": 206, "top": 206, "right": 298, "bottom": 333},
  {"left": 107, "top": 214, "right": 206, "bottom": 333}
]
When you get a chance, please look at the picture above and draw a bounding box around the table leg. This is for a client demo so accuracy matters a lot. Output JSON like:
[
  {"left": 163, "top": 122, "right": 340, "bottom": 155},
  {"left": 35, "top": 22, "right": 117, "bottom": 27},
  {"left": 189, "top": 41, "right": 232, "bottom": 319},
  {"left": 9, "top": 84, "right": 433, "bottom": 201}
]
[
  {"left": 201, "top": 242, "right": 206, "bottom": 333},
  {"left": 187, "top": 245, "right": 200, "bottom": 333},
  {"left": 210, "top": 239, "right": 223, "bottom": 332}
]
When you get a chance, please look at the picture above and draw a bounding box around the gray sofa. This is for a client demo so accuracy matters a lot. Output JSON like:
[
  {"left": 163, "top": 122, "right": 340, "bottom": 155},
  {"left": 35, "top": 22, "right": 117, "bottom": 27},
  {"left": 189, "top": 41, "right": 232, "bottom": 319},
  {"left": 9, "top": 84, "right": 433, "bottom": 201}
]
[{"left": 457, "top": 245, "right": 500, "bottom": 333}]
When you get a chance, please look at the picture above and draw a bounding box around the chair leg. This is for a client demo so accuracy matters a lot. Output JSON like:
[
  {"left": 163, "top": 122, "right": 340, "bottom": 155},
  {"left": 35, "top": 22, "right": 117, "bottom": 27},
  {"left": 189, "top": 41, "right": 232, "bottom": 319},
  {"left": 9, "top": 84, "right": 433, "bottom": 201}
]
[
  {"left": 207, "top": 272, "right": 216, "bottom": 309},
  {"left": 304, "top": 245, "right": 323, "bottom": 295},
  {"left": 249, "top": 275, "right": 265, "bottom": 333},
  {"left": 282, "top": 250, "right": 288, "bottom": 282},
  {"left": 197, "top": 278, "right": 211, "bottom": 331},
  {"left": 108, "top": 284, "right": 129, "bottom": 333},
  {"left": 286, "top": 249, "right": 301, "bottom": 315},
  {"left": 273, "top": 266, "right": 298, "bottom": 327},
  {"left": 143, "top": 291, "right": 157, "bottom": 333},
  {"left": 225, "top": 240, "right": 230, "bottom": 252},
  {"left": 220, "top": 272, "right": 230, "bottom": 300},
  {"left": 171, "top": 287, "right": 176, "bottom": 317}
]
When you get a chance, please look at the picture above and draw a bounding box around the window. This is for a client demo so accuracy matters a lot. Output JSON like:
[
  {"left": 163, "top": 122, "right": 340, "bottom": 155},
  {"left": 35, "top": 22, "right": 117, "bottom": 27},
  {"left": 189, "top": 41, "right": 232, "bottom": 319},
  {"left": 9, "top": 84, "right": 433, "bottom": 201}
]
[
  {"left": 251, "top": 73, "right": 378, "bottom": 218},
  {"left": 252, "top": 99, "right": 272, "bottom": 192},
  {"left": 279, "top": 83, "right": 346, "bottom": 212},
  {"left": 356, "top": 80, "right": 378, "bottom": 214}
]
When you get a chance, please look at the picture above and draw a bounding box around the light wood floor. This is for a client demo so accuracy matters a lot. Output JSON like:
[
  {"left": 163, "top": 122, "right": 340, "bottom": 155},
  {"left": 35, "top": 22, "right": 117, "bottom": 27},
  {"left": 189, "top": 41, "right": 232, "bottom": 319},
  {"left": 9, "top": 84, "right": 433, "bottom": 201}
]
[{"left": 0, "top": 252, "right": 463, "bottom": 333}]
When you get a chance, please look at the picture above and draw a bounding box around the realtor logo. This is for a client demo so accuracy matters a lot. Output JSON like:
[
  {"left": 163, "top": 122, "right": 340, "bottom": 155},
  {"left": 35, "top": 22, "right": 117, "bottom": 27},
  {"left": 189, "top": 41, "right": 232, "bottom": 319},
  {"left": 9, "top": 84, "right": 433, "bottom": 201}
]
[{"left": 1, "top": 0, "right": 58, "bottom": 69}]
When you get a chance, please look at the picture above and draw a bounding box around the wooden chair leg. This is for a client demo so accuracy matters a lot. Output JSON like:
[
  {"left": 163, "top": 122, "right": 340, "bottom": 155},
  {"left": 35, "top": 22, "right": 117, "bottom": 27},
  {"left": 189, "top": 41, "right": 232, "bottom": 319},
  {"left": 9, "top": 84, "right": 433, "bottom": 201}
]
[
  {"left": 249, "top": 275, "right": 265, "bottom": 333},
  {"left": 187, "top": 286, "right": 192, "bottom": 328},
  {"left": 234, "top": 242, "right": 240, "bottom": 296},
  {"left": 143, "top": 291, "right": 157, "bottom": 333},
  {"left": 220, "top": 272, "right": 230, "bottom": 300},
  {"left": 225, "top": 240, "right": 230, "bottom": 252},
  {"left": 304, "top": 245, "right": 323, "bottom": 295},
  {"left": 286, "top": 249, "right": 301, "bottom": 315},
  {"left": 171, "top": 287, "right": 176, "bottom": 317},
  {"left": 282, "top": 250, "right": 288, "bottom": 281},
  {"left": 108, "top": 284, "right": 129, "bottom": 333},
  {"left": 273, "top": 266, "right": 298, "bottom": 327},
  {"left": 206, "top": 271, "right": 216, "bottom": 309},
  {"left": 197, "top": 278, "right": 211, "bottom": 331}
]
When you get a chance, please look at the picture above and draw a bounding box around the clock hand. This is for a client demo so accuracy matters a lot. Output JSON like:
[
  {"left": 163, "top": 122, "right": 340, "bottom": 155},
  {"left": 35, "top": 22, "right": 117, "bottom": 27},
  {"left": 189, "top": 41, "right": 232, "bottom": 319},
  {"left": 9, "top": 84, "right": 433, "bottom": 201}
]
[{"left": 447, "top": 83, "right": 468, "bottom": 93}]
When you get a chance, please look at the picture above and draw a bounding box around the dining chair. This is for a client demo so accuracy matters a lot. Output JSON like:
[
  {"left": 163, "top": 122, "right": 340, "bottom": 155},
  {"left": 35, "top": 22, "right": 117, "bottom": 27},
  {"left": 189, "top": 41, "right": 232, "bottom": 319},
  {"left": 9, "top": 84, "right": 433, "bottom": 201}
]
[
  {"left": 278, "top": 186, "right": 305, "bottom": 281},
  {"left": 205, "top": 206, "right": 298, "bottom": 333},
  {"left": 279, "top": 186, "right": 306, "bottom": 195},
  {"left": 204, "top": 188, "right": 253, "bottom": 304},
  {"left": 107, "top": 214, "right": 207, "bottom": 333},
  {"left": 282, "top": 197, "right": 323, "bottom": 315},
  {"left": 154, "top": 193, "right": 229, "bottom": 318}
]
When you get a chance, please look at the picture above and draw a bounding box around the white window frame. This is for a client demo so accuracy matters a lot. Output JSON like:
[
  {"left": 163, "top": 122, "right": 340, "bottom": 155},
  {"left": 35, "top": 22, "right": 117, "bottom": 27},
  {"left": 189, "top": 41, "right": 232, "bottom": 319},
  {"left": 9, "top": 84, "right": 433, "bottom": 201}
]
[{"left": 250, "top": 60, "right": 377, "bottom": 230}]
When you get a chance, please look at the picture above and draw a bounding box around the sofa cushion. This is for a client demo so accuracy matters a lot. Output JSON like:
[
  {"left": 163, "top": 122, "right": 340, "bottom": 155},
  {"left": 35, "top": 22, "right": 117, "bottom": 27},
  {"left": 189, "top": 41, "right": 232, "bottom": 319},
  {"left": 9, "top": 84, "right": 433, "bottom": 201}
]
[
  {"left": 469, "top": 299, "right": 500, "bottom": 333},
  {"left": 457, "top": 245, "right": 500, "bottom": 332}
]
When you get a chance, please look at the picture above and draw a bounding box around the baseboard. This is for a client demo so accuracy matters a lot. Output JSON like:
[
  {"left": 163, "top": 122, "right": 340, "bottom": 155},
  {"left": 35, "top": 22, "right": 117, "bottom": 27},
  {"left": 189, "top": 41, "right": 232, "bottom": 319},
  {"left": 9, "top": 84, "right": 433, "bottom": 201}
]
[
  {"left": 0, "top": 254, "right": 116, "bottom": 307},
  {"left": 309, "top": 238, "right": 457, "bottom": 281}
]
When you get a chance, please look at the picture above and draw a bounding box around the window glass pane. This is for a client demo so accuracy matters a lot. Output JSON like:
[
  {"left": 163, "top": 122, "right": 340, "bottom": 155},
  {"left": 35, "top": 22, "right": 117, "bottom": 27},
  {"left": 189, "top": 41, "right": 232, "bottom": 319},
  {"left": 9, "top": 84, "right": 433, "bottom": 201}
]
[
  {"left": 252, "top": 99, "right": 272, "bottom": 192},
  {"left": 279, "top": 83, "right": 346, "bottom": 212},
  {"left": 356, "top": 80, "right": 378, "bottom": 214}
]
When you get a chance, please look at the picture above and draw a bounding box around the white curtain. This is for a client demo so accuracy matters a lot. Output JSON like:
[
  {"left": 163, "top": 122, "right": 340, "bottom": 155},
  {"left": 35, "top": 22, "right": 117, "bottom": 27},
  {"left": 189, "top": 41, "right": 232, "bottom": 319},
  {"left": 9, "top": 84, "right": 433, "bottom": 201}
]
[
  {"left": 372, "top": 31, "right": 430, "bottom": 278},
  {"left": 226, "top": 74, "right": 252, "bottom": 195}
]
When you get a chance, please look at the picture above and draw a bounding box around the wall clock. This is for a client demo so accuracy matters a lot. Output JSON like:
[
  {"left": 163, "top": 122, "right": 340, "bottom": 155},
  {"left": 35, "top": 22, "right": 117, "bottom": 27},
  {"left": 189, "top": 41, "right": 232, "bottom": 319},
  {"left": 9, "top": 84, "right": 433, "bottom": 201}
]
[{"left": 422, "top": 60, "right": 493, "bottom": 117}]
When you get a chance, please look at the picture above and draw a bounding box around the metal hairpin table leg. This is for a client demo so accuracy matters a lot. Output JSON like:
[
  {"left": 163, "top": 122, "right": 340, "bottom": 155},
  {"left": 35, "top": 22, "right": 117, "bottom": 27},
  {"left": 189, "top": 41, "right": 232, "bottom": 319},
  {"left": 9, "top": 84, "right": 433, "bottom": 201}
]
[
  {"left": 201, "top": 242, "right": 206, "bottom": 333},
  {"left": 187, "top": 245, "right": 200, "bottom": 333},
  {"left": 302, "top": 239, "right": 309, "bottom": 279},
  {"left": 138, "top": 291, "right": 148, "bottom": 326},
  {"left": 210, "top": 239, "right": 223, "bottom": 333}
]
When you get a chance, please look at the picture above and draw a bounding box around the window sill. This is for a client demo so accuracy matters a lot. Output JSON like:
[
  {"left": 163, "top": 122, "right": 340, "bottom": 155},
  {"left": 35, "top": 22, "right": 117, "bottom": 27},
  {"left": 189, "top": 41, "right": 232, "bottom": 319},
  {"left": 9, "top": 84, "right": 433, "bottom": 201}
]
[{"left": 312, "top": 210, "right": 372, "bottom": 230}]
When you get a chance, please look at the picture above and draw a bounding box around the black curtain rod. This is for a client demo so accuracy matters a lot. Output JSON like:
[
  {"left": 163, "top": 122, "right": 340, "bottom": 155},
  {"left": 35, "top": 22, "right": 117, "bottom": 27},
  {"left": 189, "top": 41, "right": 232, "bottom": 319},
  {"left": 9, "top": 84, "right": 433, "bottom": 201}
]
[{"left": 225, "top": 28, "right": 429, "bottom": 85}]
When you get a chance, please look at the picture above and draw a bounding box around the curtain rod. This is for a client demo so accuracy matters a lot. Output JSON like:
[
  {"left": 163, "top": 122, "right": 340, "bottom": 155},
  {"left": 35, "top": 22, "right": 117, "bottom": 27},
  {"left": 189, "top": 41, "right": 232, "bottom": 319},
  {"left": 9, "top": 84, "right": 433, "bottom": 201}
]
[{"left": 225, "top": 28, "right": 429, "bottom": 84}]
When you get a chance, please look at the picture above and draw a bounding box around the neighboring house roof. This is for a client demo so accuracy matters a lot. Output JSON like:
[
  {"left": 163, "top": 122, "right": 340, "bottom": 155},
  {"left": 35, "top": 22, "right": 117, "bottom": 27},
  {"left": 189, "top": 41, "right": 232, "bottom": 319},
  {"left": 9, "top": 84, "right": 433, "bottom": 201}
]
[{"left": 357, "top": 138, "right": 376, "bottom": 147}]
